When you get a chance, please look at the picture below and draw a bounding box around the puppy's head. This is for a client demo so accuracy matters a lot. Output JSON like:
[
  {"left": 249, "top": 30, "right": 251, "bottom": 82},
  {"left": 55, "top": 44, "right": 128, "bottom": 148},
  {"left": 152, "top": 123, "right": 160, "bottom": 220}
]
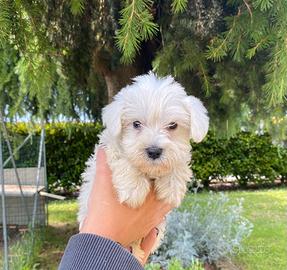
[{"left": 102, "top": 72, "right": 209, "bottom": 177}]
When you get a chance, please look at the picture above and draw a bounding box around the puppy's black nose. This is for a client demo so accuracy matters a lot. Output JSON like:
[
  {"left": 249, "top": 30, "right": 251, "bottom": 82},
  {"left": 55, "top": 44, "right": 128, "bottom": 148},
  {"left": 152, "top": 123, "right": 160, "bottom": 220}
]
[{"left": 146, "top": 147, "right": 163, "bottom": 160}]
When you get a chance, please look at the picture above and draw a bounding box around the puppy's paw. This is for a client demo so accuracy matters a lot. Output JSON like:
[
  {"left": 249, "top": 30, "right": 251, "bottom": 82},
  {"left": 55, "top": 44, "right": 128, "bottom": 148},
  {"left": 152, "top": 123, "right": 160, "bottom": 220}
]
[
  {"left": 117, "top": 176, "right": 150, "bottom": 208},
  {"left": 155, "top": 175, "right": 187, "bottom": 207},
  {"left": 131, "top": 240, "right": 145, "bottom": 263},
  {"left": 110, "top": 158, "right": 151, "bottom": 208},
  {"left": 160, "top": 191, "right": 183, "bottom": 207}
]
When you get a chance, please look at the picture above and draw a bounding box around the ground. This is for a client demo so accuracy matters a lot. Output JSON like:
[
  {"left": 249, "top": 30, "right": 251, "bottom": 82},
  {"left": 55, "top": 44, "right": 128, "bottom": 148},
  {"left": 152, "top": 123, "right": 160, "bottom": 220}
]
[
  {"left": 2, "top": 188, "right": 287, "bottom": 269},
  {"left": 182, "top": 188, "right": 287, "bottom": 270}
]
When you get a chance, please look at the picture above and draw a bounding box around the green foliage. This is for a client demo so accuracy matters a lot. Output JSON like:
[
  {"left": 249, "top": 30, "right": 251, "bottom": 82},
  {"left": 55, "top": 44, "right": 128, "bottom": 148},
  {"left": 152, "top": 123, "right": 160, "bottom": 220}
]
[
  {"left": 6, "top": 122, "right": 102, "bottom": 192},
  {"left": 154, "top": 39, "right": 212, "bottom": 95},
  {"left": 263, "top": 40, "right": 287, "bottom": 105},
  {"left": 168, "top": 259, "right": 204, "bottom": 270},
  {"left": 0, "top": 1, "right": 60, "bottom": 119},
  {"left": 171, "top": 0, "right": 188, "bottom": 14},
  {"left": 274, "top": 146, "right": 287, "bottom": 182},
  {"left": 2, "top": 135, "right": 40, "bottom": 169},
  {"left": 116, "top": 0, "right": 158, "bottom": 63},
  {"left": 0, "top": 44, "right": 19, "bottom": 117},
  {"left": 42, "top": 189, "right": 287, "bottom": 269},
  {"left": 192, "top": 131, "right": 283, "bottom": 187},
  {"left": 226, "top": 132, "right": 279, "bottom": 186},
  {"left": 45, "top": 123, "right": 102, "bottom": 192},
  {"left": 152, "top": 1, "right": 285, "bottom": 138},
  {"left": 15, "top": 55, "right": 57, "bottom": 116},
  {"left": 153, "top": 1, "right": 286, "bottom": 137},
  {"left": 253, "top": 0, "right": 274, "bottom": 11},
  {"left": 151, "top": 193, "right": 253, "bottom": 266},
  {"left": 146, "top": 258, "right": 204, "bottom": 270},
  {"left": 206, "top": 1, "right": 287, "bottom": 105},
  {"left": 70, "top": 0, "right": 86, "bottom": 15},
  {"left": 0, "top": 0, "right": 11, "bottom": 45},
  {"left": 6, "top": 123, "right": 286, "bottom": 191},
  {"left": 8, "top": 230, "right": 42, "bottom": 270},
  {"left": 191, "top": 133, "right": 230, "bottom": 187},
  {"left": 0, "top": 0, "right": 286, "bottom": 140},
  {"left": 116, "top": 0, "right": 190, "bottom": 63}
]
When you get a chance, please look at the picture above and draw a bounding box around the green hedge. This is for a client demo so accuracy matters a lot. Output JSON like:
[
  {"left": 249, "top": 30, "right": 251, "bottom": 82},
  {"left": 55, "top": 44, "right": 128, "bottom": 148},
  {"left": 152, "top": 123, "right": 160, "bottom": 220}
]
[
  {"left": 45, "top": 123, "right": 102, "bottom": 192},
  {"left": 5, "top": 123, "right": 102, "bottom": 192},
  {"left": 3, "top": 123, "right": 287, "bottom": 191},
  {"left": 192, "top": 132, "right": 287, "bottom": 187}
]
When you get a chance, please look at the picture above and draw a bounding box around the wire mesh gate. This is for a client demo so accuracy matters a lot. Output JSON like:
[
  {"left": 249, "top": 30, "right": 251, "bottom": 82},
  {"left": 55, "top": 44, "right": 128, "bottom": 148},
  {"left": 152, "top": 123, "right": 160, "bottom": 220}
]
[{"left": 0, "top": 119, "right": 47, "bottom": 270}]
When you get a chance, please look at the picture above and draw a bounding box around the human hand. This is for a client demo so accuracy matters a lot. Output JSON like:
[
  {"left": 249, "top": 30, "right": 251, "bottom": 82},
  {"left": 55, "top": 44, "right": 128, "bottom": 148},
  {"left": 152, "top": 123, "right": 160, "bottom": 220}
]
[{"left": 80, "top": 148, "right": 172, "bottom": 264}]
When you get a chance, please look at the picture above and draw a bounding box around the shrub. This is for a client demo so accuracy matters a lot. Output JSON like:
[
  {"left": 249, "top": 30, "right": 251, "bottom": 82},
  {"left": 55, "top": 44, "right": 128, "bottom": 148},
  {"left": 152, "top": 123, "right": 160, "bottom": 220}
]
[
  {"left": 274, "top": 146, "right": 287, "bottom": 182},
  {"left": 192, "top": 131, "right": 283, "bottom": 187},
  {"left": 226, "top": 132, "right": 279, "bottom": 186},
  {"left": 4, "top": 123, "right": 286, "bottom": 191},
  {"left": 191, "top": 133, "right": 230, "bottom": 187},
  {"left": 5, "top": 122, "right": 102, "bottom": 192},
  {"left": 146, "top": 258, "right": 204, "bottom": 270},
  {"left": 45, "top": 123, "right": 102, "bottom": 192},
  {"left": 150, "top": 192, "right": 253, "bottom": 267}
]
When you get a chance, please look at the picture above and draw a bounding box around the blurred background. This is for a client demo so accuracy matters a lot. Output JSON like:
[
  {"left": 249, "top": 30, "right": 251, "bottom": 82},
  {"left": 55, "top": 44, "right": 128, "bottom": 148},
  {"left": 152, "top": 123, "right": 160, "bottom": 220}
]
[{"left": 0, "top": 0, "right": 286, "bottom": 137}]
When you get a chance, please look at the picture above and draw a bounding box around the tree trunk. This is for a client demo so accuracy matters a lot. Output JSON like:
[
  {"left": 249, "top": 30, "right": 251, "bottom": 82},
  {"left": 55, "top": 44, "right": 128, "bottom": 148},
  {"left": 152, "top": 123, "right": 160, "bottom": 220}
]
[
  {"left": 104, "top": 73, "right": 121, "bottom": 102},
  {"left": 103, "top": 64, "right": 143, "bottom": 102},
  {"left": 93, "top": 40, "right": 158, "bottom": 102}
]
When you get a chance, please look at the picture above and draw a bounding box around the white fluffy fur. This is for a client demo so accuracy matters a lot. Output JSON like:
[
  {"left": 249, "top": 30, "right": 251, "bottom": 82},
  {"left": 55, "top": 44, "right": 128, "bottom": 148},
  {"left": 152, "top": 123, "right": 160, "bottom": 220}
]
[{"left": 78, "top": 72, "right": 209, "bottom": 261}]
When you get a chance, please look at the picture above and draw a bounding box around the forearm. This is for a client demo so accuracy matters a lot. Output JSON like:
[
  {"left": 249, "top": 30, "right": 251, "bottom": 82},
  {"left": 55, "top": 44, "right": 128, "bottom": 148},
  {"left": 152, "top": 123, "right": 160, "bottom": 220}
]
[{"left": 58, "top": 234, "right": 143, "bottom": 270}]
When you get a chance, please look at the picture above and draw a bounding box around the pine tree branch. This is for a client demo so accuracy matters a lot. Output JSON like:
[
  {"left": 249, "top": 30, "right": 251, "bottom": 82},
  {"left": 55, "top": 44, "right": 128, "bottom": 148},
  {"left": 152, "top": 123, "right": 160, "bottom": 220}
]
[
  {"left": 243, "top": 0, "right": 253, "bottom": 19},
  {"left": 246, "top": 35, "right": 272, "bottom": 59},
  {"left": 171, "top": 0, "right": 188, "bottom": 13},
  {"left": 263, "top": 41, "right": 287, "bottom": 105},
  {"left": 206, "top": 11, "right": 240, "bottom": 61},
  {"left": 198, "top": 62, "right": 211, "bottom": 95},
  {"left": 70, "top": 0, "right": 85, "bottom": 15},
  {"left": 116, "top": 0, "right": 158, "bottom": 63},
  {"left": 0, "top": 0, "right": 11, "bottom": 45}
]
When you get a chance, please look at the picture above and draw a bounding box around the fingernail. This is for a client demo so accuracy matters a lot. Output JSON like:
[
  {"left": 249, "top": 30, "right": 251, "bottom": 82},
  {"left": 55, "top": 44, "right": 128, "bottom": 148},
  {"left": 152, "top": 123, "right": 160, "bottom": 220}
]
[{"left": 155, "top": 227, "right": 159, "bottom": 236}]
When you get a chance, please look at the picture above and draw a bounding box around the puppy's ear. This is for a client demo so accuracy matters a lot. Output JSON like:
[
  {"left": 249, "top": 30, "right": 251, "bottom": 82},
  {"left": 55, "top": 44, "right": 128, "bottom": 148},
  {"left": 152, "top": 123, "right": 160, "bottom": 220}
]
[
  {"left": 102, "top": 98, "right": 123, "bottom": 137},
  {"left": 184, "top": 96, "right": 209, "bottom": 143}
]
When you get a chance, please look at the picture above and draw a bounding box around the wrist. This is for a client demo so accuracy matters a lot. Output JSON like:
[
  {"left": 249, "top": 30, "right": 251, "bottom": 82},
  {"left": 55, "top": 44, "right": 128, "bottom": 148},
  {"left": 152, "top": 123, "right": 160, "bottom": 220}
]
[{"left": 80, "top": 220, "right": 125, "bottom": 246}]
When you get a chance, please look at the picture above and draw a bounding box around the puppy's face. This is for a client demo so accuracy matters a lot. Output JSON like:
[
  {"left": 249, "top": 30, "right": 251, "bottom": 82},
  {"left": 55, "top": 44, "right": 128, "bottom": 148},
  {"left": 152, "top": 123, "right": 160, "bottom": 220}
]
[
  {"left": 102, "top": 73, "right": 209, "bottom": 177},
  {"left": 120, "top": 95, "right": 191, "bottom": 177}
]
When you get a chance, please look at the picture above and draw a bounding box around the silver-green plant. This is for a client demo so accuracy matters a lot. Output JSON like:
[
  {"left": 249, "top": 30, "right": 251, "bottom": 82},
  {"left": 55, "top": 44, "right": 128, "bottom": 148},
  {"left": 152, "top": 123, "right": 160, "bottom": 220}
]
[
  {"left": 146, "top": 258, "right": 204, "bottom": 270},
  {"left": 151, "top": 192, "right": 253, "bottom": 267}
]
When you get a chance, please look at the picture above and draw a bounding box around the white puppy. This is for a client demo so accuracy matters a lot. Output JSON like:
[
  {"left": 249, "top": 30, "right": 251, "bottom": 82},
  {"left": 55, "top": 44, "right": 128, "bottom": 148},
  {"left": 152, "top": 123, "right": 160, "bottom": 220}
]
[{"left": 78, "top": 72, "right": 209, "bottom": 261}]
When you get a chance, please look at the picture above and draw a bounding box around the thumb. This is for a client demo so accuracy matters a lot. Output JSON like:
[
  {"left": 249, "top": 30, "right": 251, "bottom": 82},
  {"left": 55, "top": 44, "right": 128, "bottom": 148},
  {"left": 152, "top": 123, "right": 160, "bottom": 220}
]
[{"left": 140, "top": 228, "right": 158, "bottom": 265}]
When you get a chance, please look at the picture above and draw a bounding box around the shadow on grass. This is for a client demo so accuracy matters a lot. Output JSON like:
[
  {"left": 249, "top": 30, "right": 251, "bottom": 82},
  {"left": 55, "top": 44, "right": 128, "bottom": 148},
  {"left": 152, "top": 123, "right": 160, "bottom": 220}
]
[{"left": 37, "top": 223, "right": 78, "bottom": 270}]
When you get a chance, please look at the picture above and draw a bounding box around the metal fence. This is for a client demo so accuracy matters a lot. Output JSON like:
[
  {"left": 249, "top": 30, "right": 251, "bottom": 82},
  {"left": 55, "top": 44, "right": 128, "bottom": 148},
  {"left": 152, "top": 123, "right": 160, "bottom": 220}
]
[{"left": 0, "top": 119, "right": 47, "bottom": 270}]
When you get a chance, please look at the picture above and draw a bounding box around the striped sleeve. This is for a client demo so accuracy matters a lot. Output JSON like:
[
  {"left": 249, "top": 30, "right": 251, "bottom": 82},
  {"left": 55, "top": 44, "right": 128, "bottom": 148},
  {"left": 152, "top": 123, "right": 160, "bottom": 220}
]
[{"left": 58, "top": 233, "right": 144, "bottom": 270}]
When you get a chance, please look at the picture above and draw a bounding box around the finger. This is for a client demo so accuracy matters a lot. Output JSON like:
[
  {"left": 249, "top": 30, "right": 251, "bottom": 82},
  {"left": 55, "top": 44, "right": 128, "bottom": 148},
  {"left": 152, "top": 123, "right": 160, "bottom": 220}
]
[
  {"left": 96, "top": 148, "right": 112, "bottom": 176},
  {"left": 140, "top": 228, "right": 158, "bottom": 265},
  {"left": 157, "top": 202, "right": 173, "bottom": 216},
  {"left": 88, "top": 148, "right": 114, "bottom": 206}
]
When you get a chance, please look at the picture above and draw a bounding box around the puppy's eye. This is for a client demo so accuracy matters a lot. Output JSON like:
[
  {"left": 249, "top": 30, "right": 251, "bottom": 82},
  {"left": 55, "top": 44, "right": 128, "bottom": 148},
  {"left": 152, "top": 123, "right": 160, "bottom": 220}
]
[
  {"left": 133, "top": 121, "right": 142, "bottom": 129},
  {"left": 168, "top": 122, "right": 178, "bottom": 130}
]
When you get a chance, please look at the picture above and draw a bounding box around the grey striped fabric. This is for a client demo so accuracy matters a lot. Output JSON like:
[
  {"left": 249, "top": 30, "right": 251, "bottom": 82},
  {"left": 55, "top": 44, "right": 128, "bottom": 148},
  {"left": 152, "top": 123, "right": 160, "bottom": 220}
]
[{"left": 58, "top": 233, "right": 144, "bottom": 270}]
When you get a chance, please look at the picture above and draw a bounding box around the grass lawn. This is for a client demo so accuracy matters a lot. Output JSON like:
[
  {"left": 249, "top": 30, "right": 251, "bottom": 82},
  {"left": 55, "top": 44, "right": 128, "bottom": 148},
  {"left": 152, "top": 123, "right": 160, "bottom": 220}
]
[
  {"left": 24, "top": 188, "right": 287, "bottom": 269},
  {"left": 232, "top": 189, "right": 287, "bottom": 270},
  {"left": 182, "top": 188, "right": 287, "bottom": 270},
  {"left": 35, "top": 200, "right": 79, "bottom": 269}
]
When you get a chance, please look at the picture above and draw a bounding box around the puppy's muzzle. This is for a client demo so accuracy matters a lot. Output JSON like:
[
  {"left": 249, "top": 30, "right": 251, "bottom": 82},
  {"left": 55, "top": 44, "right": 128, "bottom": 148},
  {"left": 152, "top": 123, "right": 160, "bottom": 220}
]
[{"left": 145, "top": 146, "right": 163, "bottom": 160}]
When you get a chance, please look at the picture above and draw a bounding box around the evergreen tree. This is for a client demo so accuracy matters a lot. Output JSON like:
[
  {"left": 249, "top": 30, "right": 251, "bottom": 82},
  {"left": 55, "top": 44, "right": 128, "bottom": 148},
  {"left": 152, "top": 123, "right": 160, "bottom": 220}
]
[{"left": 0, "top": 0, "right": 285, "bottom": 137}]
